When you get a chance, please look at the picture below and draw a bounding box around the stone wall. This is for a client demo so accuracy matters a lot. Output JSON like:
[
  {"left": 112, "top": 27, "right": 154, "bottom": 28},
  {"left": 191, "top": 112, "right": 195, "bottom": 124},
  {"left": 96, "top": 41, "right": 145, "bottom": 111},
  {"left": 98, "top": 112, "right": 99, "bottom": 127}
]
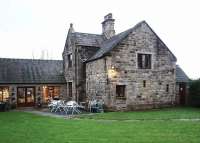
[
  {"left": 86, "top": 58, "right": 108, "bottom": 103},
  {"left": 63, "top": 35, "right": 77, "bottom": 101},
  {"left": 63, "top": 34, "right": 100, "bottom": 102},
  {"left": 86, "top": 22, "right": 176, "bottom": 111}
]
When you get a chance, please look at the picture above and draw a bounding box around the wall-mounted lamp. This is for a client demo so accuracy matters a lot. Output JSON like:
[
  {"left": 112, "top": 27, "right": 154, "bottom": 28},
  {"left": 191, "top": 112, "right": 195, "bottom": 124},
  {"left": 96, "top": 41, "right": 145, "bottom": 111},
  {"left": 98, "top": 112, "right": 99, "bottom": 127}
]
[{"left": 108, "top": 66, "right": 117, "bottom": 78}]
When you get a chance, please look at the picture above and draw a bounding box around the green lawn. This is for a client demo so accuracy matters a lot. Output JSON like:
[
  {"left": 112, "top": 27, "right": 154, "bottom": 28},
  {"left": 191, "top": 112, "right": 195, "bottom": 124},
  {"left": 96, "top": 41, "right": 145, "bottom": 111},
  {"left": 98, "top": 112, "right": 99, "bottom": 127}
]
[
  {"left": 0, "top": 108, "right": 200, "bottom": 143},
  {"left": 79, "top": 107, "right": 200, "bottom": 120}
]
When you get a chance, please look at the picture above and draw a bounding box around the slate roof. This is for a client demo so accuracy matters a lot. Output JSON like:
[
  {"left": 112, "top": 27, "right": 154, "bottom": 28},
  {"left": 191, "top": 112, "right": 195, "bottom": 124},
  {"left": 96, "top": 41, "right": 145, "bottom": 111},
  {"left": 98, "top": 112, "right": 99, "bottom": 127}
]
[
  {"left": 176, "top": 65, "right": 190, "bottom": 83},
  {"left": 86, "top": 21, "right": 177, "bottom": 62},
  {"left": 0, "top": 58, "right": 66, "bottom": 84},
  {"left": 87, "top": 24, "right": 138, "bottom": 62},
  {"left": 73, "top": 32, "right": 104, "bottom": 47}
]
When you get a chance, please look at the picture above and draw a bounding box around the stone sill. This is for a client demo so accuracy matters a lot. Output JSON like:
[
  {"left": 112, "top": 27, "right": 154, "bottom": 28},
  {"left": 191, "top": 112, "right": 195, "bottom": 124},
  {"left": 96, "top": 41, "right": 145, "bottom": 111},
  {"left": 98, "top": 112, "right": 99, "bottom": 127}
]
[{"left": 116, "top": 97, "right": 126, "bottom": 100}]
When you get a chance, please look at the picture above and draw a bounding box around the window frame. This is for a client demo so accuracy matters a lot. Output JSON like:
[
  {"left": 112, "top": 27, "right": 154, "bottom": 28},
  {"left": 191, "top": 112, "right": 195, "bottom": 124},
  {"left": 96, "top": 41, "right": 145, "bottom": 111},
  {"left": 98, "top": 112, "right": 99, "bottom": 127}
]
[
  {"left": 116, "top": 85, "right": 126, "bottom": 99},
  {"left": 137, "top": 53, "right": 152, "bottom": 69},
  {"left": 0, "top": 87, "right": 9, "bottom": 102},
  {"left": 68, "top": 53, "right": 72, "bottom": 68},
  {"left": 42, "top": 86, "right": 61, "bottom": 103}
]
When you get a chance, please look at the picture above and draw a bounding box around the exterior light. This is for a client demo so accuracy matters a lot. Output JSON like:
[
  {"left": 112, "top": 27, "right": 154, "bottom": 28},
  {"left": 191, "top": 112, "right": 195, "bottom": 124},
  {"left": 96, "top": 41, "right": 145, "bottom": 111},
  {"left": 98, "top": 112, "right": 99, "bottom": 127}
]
[{"left": 108, "top": 66, "right": 117, "bottom": 78}]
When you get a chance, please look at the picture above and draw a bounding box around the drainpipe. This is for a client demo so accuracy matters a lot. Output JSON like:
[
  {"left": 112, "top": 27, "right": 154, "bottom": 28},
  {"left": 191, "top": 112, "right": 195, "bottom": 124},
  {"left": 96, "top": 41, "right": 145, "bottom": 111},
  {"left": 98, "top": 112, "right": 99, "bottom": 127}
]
[
  {"left": 104, "top": 57, "right": 109, "bottom": 85},
  {"left": 75, "top": 47, "right": 78, "bottom": 102},
  {"left": 104, "top": 57, "right": 111, "bottom": 106}
]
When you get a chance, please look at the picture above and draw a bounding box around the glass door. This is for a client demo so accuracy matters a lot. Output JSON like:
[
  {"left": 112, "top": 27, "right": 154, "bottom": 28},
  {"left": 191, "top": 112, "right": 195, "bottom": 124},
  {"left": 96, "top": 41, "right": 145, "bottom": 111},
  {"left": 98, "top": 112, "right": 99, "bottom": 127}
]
[
  {"left": 26, "top": 88, "right": 35, "bottom": 104},
  {"left": 17, "top": 87, "right": 35, "bottom": 107},
  {"left": 17, "top": 88, "right": 26, "bottom": 106}
]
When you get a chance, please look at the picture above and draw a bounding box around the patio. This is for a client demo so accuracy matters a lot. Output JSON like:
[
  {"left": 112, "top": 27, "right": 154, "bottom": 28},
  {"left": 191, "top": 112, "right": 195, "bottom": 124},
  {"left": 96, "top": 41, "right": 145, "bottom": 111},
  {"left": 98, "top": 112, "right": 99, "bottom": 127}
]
[{"left": 13, "top": 99, "right": 104, "bottom": 119}]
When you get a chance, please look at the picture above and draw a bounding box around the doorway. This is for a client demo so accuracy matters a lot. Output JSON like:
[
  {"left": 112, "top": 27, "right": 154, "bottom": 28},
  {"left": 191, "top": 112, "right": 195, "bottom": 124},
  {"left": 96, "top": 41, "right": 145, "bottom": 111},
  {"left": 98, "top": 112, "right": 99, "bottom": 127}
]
[
  {"left": 17, "top": 87, "right": 35, "bottom": 107},
  {"left": 68, "top": 82, "right": 72, "bottom": 98},
  {"left": 179, "top": 83, "right": 186, "bottom": 106}
]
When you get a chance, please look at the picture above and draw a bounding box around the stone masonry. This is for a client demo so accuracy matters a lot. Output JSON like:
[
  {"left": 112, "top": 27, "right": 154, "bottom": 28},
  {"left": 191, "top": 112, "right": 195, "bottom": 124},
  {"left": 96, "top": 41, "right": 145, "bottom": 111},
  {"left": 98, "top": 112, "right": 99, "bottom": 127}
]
[
  {"left": 86, "top": 22, "right": 176, "bottom": 110},
  {"left": 63, "top": 13, "right": 177, "bottom": 111}
]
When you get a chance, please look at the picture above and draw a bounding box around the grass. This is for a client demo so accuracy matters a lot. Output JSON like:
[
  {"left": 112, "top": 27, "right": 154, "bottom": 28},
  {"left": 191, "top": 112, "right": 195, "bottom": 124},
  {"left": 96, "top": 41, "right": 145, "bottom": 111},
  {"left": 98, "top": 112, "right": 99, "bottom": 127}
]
[
  {"left": 79, "top": 107, "right": 200, "bottom": 120},
  {"left": 0, "top": 107, "right": 200, "bottom": 143}
]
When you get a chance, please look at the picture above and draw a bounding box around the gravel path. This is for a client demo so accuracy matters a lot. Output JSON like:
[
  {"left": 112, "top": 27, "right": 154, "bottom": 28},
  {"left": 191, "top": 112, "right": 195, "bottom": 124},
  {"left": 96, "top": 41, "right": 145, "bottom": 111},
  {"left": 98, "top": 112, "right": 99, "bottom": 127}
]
[{"left": 14, "top": 108, "right": 67, "bottom": 118}]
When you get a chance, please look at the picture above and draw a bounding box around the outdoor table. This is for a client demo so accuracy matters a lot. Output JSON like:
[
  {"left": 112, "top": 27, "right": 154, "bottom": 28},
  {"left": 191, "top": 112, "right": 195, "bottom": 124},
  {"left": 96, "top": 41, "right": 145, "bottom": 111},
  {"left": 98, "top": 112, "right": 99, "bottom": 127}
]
[{"left": 48, "top": 100, "right": 82, "bottom": 115}]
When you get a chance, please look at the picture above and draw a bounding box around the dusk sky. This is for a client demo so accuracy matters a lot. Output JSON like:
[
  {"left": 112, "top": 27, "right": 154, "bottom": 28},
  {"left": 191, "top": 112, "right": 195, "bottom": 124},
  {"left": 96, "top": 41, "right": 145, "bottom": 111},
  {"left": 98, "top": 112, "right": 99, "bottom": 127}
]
[{"left": 0, "top": 0, "right": 199, "bottom": 79}]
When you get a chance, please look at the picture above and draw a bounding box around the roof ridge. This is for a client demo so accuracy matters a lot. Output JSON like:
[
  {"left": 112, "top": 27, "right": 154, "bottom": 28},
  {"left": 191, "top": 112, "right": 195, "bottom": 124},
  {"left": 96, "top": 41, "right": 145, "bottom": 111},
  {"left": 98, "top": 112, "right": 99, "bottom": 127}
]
[
  {"left": 86, "top": 20, "right": 177, "bottom": 63},
  {"left": 86, "top": 20, "right": 145, "bottom": 62},
  {"left": 74, "top": 32, "right": 102, "bottom": 36},
  {"left": 143, "top": 21, "right": 177, "bottom": 61},
  {"left": 0, "top": 57, "right": 63, "bottom": 62},
  {"left": 74, "top": 21, "right": 146, "bottom": 37}
]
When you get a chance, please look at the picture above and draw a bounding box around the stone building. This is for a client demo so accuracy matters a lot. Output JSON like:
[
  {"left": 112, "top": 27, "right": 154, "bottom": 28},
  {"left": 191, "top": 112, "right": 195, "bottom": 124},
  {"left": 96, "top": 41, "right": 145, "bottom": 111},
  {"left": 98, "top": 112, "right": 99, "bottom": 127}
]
[
  {"left": 63, "top": 13, "right": 189, "bottom": 110},
  {"left": 0, "top": 13, "right": 189, "bottom": 109}
]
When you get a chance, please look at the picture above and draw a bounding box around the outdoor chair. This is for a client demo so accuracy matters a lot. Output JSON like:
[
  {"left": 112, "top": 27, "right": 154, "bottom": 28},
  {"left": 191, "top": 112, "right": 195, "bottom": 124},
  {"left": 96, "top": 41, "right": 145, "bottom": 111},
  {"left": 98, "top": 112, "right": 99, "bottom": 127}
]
[
  {"left": 48, "top": 100, "right": 61, "bottom": 113},
  {"left": 88, "top": 100, "right": 104, "bottom": 113},
  {"left": 54, "top": 100, "right": 69, "bottom": 114},
  {"left": 65, "top": 101, "right": 81, "bottom": 115}
]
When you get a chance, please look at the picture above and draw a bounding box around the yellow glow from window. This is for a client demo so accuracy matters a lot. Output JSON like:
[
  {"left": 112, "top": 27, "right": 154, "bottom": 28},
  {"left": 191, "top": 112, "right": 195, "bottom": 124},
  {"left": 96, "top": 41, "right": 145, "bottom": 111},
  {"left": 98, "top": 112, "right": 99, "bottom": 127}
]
[
  {"left": 0, "top": 87, "right": 9, "bottom": 102},
  {"left": 42, "top": 86, "right": 61, "bottom": 103},
  {"left": 43, "top": 86, "right": 47, "bottom": 89}
]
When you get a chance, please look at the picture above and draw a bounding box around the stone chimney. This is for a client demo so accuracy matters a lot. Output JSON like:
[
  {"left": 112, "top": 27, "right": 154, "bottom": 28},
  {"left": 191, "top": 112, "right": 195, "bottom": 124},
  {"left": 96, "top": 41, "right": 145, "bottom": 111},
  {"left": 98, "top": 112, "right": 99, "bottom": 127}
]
[
  {"left": 102, "top": 13, "right": 115, "bottom": 39},
  {"left": 69, "top": 23, "right": 75, "bottom": 33}
]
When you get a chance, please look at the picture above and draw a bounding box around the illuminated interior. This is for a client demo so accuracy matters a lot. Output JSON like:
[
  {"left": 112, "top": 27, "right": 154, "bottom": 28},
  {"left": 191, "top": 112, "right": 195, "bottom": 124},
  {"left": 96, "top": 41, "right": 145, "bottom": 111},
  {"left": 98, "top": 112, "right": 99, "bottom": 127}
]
[
  {"left": 0, "top": 87, "right": 9, "bottom": 102},
  {"left": 43, "top": 86, "right": 60, "bottom": 103}
]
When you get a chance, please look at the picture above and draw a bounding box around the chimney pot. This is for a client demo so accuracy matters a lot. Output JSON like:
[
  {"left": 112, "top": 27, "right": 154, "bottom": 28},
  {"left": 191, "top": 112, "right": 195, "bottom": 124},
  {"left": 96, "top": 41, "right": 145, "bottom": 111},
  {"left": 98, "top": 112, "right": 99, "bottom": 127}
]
[{"left": 102, "top": 13, "right": 115, "bottom": 39}]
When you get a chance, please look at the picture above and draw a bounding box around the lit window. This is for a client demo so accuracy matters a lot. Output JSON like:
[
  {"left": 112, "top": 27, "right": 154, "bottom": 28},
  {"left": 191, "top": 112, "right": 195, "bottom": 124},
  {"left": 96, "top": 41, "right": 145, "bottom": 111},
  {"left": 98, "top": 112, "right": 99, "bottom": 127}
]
[
  {"left": 0, "top": 87, "right": 9, "bottom": 102},
  {"left": 137, "top": 54, "right": 151, "bottom": 69},
  {"left": 43, "top": 86, "right": 61, "bottom": 103}
]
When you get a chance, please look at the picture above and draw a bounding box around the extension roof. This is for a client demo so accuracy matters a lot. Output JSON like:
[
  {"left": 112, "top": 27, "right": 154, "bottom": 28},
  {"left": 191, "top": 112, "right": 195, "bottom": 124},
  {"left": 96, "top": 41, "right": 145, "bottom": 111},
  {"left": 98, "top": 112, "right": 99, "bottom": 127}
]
[
  {"left": 0, "top": 58, "right": 66, "bottom": 84},
  {"left": 176, "top": 65, "right": 190, "bottom": 83}
]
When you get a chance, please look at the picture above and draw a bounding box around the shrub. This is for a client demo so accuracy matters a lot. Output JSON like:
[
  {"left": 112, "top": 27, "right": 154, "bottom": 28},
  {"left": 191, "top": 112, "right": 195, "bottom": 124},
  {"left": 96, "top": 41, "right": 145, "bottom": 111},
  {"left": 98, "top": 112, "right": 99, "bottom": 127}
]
[{"left": 189, "top": 79, "right": 200, "bottom": 107}]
